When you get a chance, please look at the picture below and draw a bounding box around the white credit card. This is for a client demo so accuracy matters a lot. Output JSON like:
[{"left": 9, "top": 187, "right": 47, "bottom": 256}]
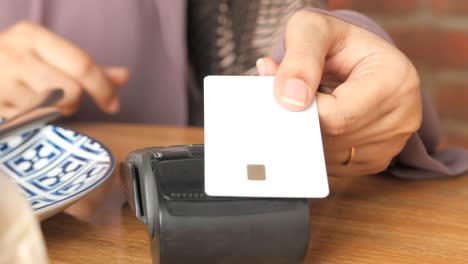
[{"left": 203, "top": 76, "right": 329, "bottom": 198}]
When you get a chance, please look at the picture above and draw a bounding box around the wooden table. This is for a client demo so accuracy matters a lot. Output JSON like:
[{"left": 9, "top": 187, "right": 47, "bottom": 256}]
[{"left": 42, "top": 123, "right": 468, "bottom": 264}]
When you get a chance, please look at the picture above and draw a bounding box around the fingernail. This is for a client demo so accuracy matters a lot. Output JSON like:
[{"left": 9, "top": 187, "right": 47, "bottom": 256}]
[
  {"left": 107, "top": 98, "right": 120, "bottom": 113},
  {"left": 281, "top": 78, "right": 309, "bottom": 107},
  {"left": 256, "top": 58, "right": 266, "bottom": 76}
]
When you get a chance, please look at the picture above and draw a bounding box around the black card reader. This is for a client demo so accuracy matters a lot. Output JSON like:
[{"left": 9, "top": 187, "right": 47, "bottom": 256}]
[{"left": 121, "top": 145, "right": 310, "bottom": 264}]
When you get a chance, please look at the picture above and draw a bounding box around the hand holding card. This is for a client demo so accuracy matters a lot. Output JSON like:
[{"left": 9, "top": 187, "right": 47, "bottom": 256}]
[{"left": 204, "top": 76, "right": 329, "bottom": 198}]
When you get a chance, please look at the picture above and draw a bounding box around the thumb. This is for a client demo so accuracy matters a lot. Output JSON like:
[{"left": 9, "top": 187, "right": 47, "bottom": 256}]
[
  {"left": 274, "top": 11, "right": 341, "bottom": 111},
  {"left": 104, "top": 67, "right": 130, "bottom": 86}
]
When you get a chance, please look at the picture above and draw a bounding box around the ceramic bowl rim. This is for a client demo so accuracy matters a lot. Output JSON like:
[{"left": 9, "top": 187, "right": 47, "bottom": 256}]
[{"left": 29, "top": 125, "right": 116, "bottom": 214}]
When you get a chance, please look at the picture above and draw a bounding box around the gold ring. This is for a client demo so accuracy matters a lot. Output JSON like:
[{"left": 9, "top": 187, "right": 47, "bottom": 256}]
[{"left": 342, "top": 147, "right": 356, "bottom": 166}]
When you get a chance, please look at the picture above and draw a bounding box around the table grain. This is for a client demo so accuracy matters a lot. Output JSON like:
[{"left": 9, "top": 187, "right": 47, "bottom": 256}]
[{"left": 42, "top": 123, "right": 468, "bottom": 264}]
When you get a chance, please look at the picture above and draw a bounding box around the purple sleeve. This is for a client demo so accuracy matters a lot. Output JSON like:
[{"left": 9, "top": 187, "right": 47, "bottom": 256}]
[{"left": 274, "top": 9, "right": 468, "bottom": 179}]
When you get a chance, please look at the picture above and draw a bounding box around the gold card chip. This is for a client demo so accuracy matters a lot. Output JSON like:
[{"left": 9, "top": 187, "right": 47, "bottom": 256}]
[{"left": 247, "top": 164, "right": 266, "bottom": 181}]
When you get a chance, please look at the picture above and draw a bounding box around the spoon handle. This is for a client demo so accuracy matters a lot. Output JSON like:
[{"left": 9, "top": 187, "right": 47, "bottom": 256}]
[
  {"left": 0, "top": 106, "right": 61, "bottom": 140},
  {"left": 37, "top": 88, "right": 65, "bottom": 108},
  {"left": 0, "top": 89, "right": 64, "bottom": 140}
]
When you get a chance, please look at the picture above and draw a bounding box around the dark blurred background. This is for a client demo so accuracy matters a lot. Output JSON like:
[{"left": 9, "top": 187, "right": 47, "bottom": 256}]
[{"left": 329, "top": 0, "right": 468, "bottom": 147}]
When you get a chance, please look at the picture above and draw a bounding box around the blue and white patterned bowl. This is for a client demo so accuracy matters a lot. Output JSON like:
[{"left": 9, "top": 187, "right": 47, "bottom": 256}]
[{"left": 0, "top": 125, "right": 115, "bottom": 220}]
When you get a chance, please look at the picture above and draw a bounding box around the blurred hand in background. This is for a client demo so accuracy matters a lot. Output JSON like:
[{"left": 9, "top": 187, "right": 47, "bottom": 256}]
[{"left": 0, "top": 22, "right": 129, "bottom": 117}]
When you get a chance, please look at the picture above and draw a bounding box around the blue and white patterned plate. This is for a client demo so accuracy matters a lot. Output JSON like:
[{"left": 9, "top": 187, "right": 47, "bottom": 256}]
[{"left": 0, "top": 125, "right": 115, "bottom": 220}]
